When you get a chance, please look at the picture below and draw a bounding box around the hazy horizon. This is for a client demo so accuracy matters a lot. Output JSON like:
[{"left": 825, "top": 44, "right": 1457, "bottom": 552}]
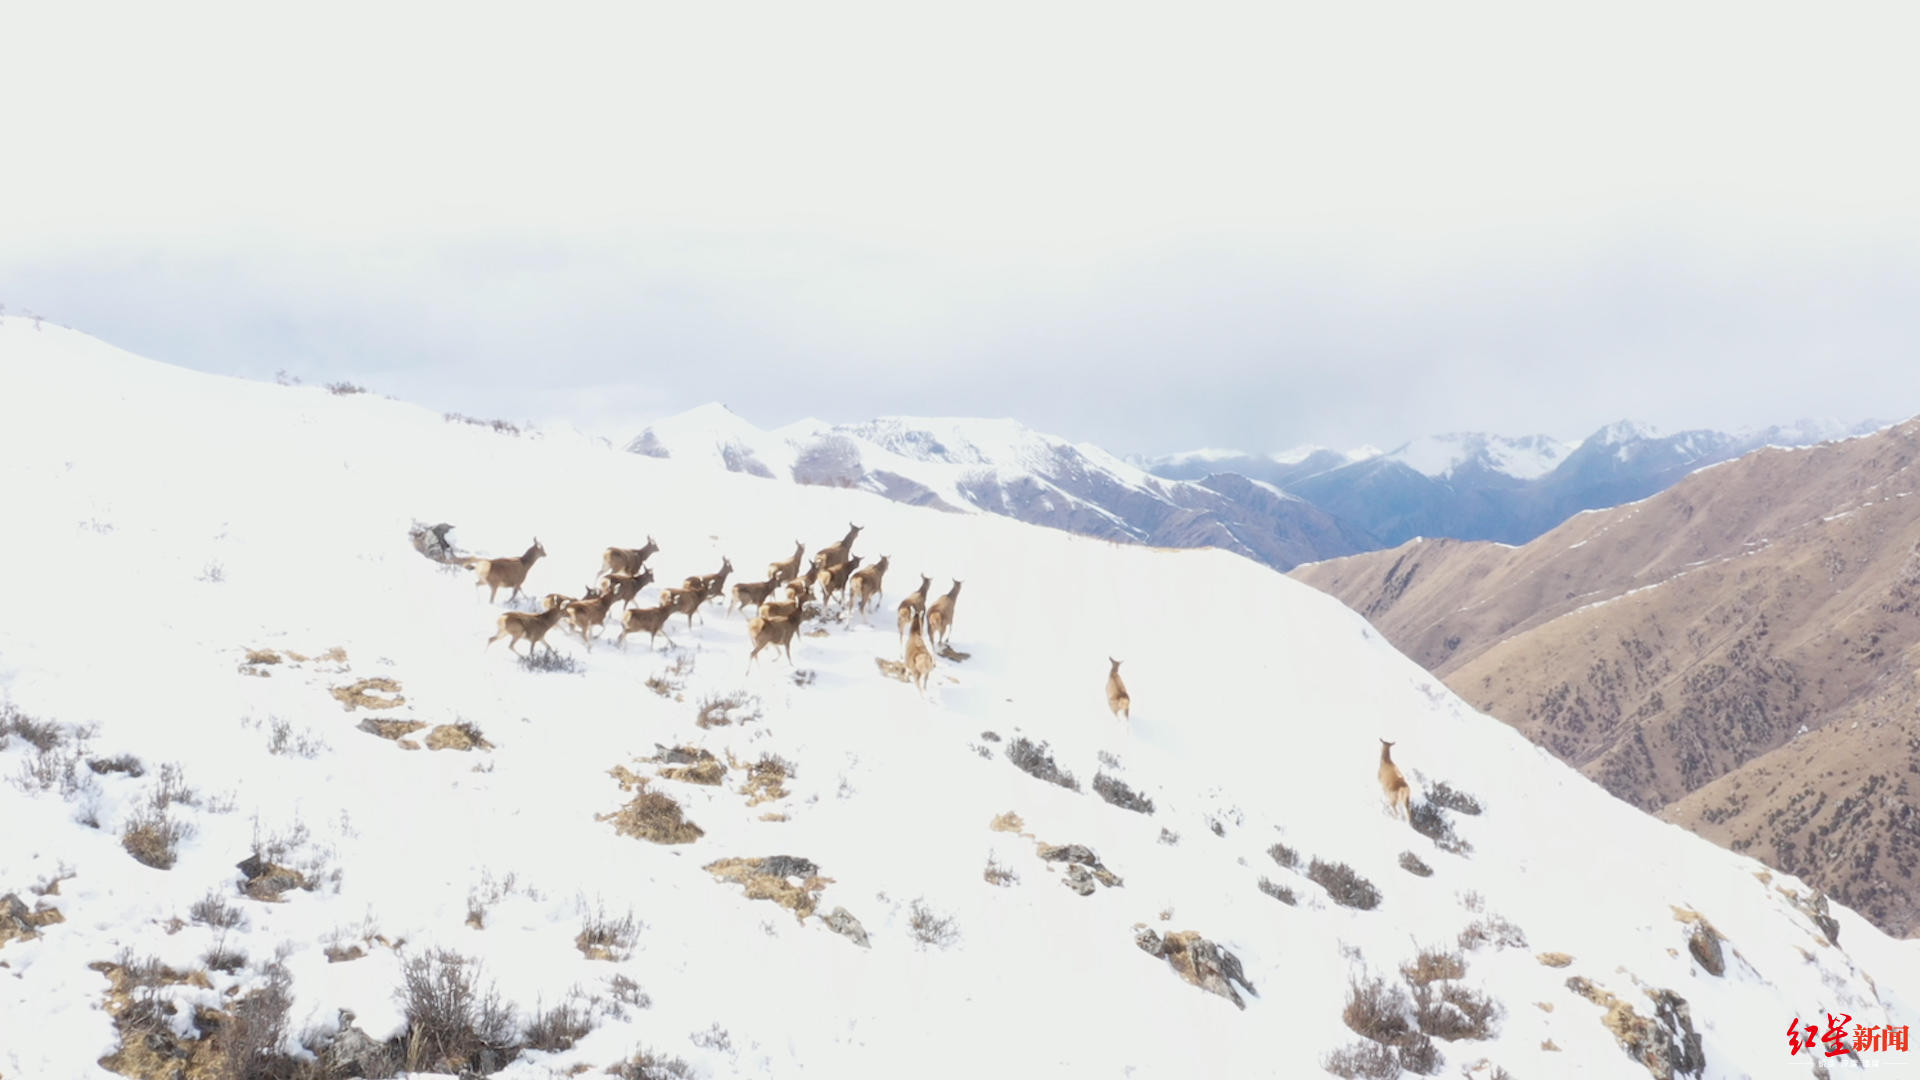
[{"left": 4, "top": 2, "right": 1917, "bottom": 457}]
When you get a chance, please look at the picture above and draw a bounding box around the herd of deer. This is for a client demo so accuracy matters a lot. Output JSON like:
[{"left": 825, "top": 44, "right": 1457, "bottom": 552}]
[
  {"left": 465, "top": 523, "right": 964, "bottom": 688},
  {"left": 459, "top": 525, "right": 1417, "bottom": 820}
]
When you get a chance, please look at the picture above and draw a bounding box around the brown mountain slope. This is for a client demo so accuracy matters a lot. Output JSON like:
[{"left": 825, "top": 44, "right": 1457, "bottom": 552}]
[{"left": 1292, "top": 418, "right": 1920, "bottom": 935}]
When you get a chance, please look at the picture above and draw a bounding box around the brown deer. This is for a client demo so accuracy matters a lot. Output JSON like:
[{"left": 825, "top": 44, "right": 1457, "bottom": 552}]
[
  {"left": 565, "top": 586, "right": 620, "bottom": 650},
  {"left": 847, "top": 555, "right": 890, "bottom": 617},
  {"left": 729, "top": 577, "right": 780, "bottom": 616},
  {"left": 746, "top": 607, "right": 811, "bottom": 670},
  {"left": 696, "top": 556, "right": 734, "bottom": 597},
  {"left": 785, "top": 574, "right": 815, "bottom": 605},
  {"left": 1106, "top": 658, "right": 1130, "bottom": 721},
  {"left": 659, "top": 581, "right": 711, "bottom": 629},
  {"left": 816, "top": 555, "right": 863, "bottom": 606},
  {"left": 486, "top": 593, "right": 568, "bottom": 656},
  {"left": 614, "top": 600, "right": 677, "bottom": 650},
  {"left": 1378, "top": 740, "right": 1412, "bottom": 821},
  {"left": 767, "top": 541, "right": 805, "bottom": 584},
  {"left": 467, "top": 539, "right": 546, "bottom": 604},
  {"left": 814, "top": 522, "right": 863, "bottom": 570},
  {"left": 758, "top": 598, "right": 801, "bottom": 621},
  {"left": 926, "top": 579, "right": 962, "bottom": 650},
  {"left": 896, "top": 574, "right": 932, "bottom": 648},
  {"left": 903, "top": 610, "right": 935, "bottom": 693},
  {"left": 599, "top": 568, "right": 654, "bottom": 612},
  {"left": 601, "top": 538, "right": 658, "bottom": 579}
]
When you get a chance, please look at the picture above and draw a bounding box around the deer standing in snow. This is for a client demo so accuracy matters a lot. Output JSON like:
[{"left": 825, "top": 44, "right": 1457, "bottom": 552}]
[
  {"left": 1106, "top": 658, "right": 1130, "bottom": 721},
  {"left": 903, "top": 610, "right": 935, "bottom": 693},
  {"left": 1378, "top": 740, "right": 1412, "bottom": 821},
  {"left": 926, "top": 579, "right": 962, "bottom": 650}
]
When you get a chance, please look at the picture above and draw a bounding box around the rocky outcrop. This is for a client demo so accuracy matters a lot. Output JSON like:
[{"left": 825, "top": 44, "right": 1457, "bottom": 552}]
[{"left": 1135, "top": 928, "right": 1257, "bottom": 1010}]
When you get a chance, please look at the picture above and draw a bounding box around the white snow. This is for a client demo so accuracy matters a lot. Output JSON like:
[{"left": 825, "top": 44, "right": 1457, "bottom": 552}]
[
  {"left": 1147, "top": 447, "right": 1251, "bottom": 467},
  {"left": 2, "top": 317, "right": 1917, "bottom": 1079},
  {"left": 1380, "top": 433, "right": 1577, "bottom": 480}
]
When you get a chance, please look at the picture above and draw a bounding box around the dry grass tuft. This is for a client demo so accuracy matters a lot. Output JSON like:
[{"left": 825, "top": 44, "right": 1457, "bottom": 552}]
[
  {"left": 742, "top": 753, "right": 795, "bottom": 806},
  {"left": 704, "top": 856, "right": 831, "bottom": 922},
  {"left": 426, "top": 721, "right": 493, "bottom": 752},
  {"left": 330, "top": 677, "right": 405, "bottom": 711},
  {"left": 601, "top": 777, "right": 704, "bottom": 845}
]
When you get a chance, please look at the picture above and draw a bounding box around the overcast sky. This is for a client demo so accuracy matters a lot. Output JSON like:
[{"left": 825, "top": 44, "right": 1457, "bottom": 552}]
[{"left": 3, "top": 1, "right": 1917, "bottom": 457}]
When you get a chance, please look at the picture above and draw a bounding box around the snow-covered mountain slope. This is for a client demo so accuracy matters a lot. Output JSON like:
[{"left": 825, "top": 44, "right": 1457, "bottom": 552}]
[
  {"left": 3, "top": 319, "right": 1916, "bottom": 1080},
  {"left": 628, "top": 408, "right": 1377, "bottom": 571}
]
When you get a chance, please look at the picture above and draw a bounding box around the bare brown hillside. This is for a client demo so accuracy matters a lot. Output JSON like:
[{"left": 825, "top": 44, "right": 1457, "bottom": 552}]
[{"left": 1292, "top": 418, "right": 1920, "bottom": 935}]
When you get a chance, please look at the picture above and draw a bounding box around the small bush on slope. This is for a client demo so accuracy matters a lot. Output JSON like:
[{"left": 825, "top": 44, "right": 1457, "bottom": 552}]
[
  {"left": 1005, "top": 737, "right": 1079, "bottom": 791},
  {"left": 1424, "top": 781, "right": 1482, "bottom": 815},
  {"left": 1309, "top": 858, "right": 1381, "bottom": 911},
  {"left": 908, "top": 898, "right": 961, "bottom": 950},
  {"left": 524, "top": 991, "right": 596, "bottom": 1053},
  {"left": 1410, "top": 800, "right": 1472, "bottom": 856},
  {"left": 1257, "top": 876, "right": 1296, "bottom": 905},
  {"left": 395, "top": 949, "right": 518, "bottom": 1075},
  {"left": 1342, "top": 972, "right": 1416, "bottom": 1046},
  {"left": 1322, "top": 1039, "right": 1399, "bottom": 1079},
  {"left": 122, "top": 804, "right": 190, "bottom": 870},
  {"left": 1092, "top": 772, "right": 1154, "bottom": 813},
  {"left": 0, "top": 704, "right": 63, "bottom": 751}
]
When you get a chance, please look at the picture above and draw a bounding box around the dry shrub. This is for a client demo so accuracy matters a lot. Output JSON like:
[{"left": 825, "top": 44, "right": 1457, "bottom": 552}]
[
  {"left": 610, "top": 1046, "right": 694, "bottom": 1079},
  {"left": 696, "top": 691, "right": 760, "bottom": 728},
  {"left": 908, "top": 898, "right": 960, "bottom": 950},
  {"left": 1092, "top": 772, "right": 1155, "bottom": 814},
  {"left": 1342, "top": 972, "right": 1415, "bottom": 1046},
  {"left": 1322, "top": 1040, "right": 1399, "bottom": 1079},
  {"left": 1267, "top": 841, "right": 1299, "bottom": 869},
  {"left": 1458, "top": 913, "right": 1528, "bottom": 952},
  {"left": 1412, "top": 980, "right": 1501, "bottom": 1041},
  {"left": 1410, "top": 800, "right": 1472, "bottom": 856},
  {"left": 0, "top": 704, "right": 63, "bottom": 751},
  {"left": 1309, "top": 858, "right": 1381, "bottom": 910},
  {"left": 523, "top": 993, "right": 595, "bottom": 1053},
  {"left": 88, "top": 753, "right": 145, "bottom": 777},
  {"left": 603, "top": 779, "right": 704, "bottom": 845},
  {"left": 519, "top": 649, "right": 580, "bottom": 674},
  {"left": 1425, "top": 781, "right": 1482, "bottom": 815},
  {"left": 122, "top": 804, "right": 190, "bottom": 869},
  {"left": 1257, "top": 877, "right": 1296, "bottom": 905},
  {"left": 1399, "top": 851, "right": 1433, "bottom": 877},
  {"left": 1396, "top": 1032, "right": 1442, "bottom": 1074},
  {"left": 984, "top": 854, "right": 1019, "bottom": 887},
  {"left": 1400, "top": 947, "right": 1466, "bottom": 987},
  {"left": 577, "top": 903, "right": 642, "bottom": 961},
  {"left": 1005, "top": 737, "right": 1079, "bottom": 791},
  {"left": 394, "top": 949, "right": 518, "bottom": 1075}
]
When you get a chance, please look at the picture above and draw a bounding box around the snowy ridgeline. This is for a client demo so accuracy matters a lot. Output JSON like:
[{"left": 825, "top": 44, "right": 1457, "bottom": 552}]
[{"left": 0, "top": 317, "right": 1915, "bottom": 1080}]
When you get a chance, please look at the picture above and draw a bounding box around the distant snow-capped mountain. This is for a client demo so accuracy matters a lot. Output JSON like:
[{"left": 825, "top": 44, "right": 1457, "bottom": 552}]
[
  {"left": 1148, "top": 418, "right": 1885, "bottom": 548},
  {"left": 627, "top": 407, "right": 1377, "bottom": 571}
]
